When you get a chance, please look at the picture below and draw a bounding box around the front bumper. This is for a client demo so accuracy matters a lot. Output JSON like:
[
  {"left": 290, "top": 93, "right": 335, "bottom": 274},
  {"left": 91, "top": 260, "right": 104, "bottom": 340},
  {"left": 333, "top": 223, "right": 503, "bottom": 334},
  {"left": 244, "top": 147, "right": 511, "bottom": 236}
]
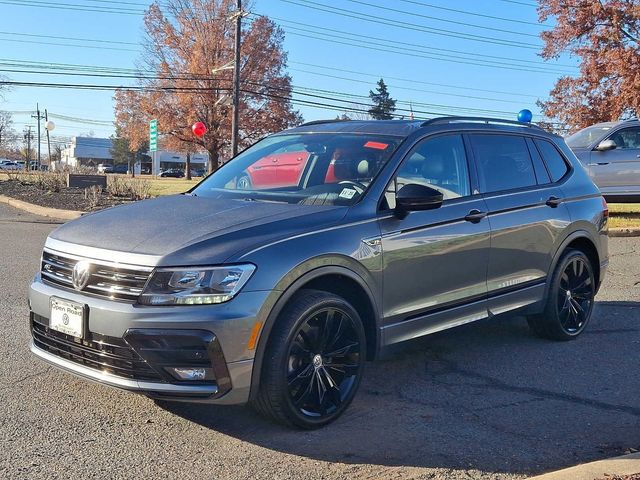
[{"left": 29, "top": 273, "right": 271, "bottom": 404}]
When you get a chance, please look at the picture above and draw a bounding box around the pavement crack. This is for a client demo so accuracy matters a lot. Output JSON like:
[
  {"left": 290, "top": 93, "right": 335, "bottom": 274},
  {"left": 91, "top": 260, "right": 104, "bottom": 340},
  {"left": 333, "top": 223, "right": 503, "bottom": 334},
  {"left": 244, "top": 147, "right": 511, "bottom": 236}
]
[
  {"left": 426, "top": 359, "right": 640, "bottom": 417},
  {"left": 0, "top": 367, "right": 51, "bottom": 391}
]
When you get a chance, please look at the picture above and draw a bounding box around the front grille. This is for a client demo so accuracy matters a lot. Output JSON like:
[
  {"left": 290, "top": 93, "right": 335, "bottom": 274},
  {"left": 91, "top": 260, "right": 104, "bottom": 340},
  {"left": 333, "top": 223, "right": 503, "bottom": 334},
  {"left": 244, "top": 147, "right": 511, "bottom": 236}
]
[
  {"left": 41, "top": 250, "right": 152, "bottom": 301},
  {"left": 31, "top": 314, "right": 163, "bottom": 382}
]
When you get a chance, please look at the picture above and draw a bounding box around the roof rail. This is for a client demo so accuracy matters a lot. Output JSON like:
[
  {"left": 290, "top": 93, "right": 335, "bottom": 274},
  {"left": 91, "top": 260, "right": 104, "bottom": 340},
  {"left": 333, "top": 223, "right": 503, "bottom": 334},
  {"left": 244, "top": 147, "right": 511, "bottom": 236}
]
[
  {"left": 421, "top": 116, "right": 544, "bottom": 131},
  {"left": 298, "top": 119, "right": 350, "bottom": 127}
]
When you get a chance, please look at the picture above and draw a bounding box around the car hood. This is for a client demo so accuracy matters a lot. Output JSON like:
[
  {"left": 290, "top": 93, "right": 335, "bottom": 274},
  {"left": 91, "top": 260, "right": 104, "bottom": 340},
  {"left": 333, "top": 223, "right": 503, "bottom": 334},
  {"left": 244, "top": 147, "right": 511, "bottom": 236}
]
[{"left": 49, "top": 195, "right": 347, "bottom": 266}]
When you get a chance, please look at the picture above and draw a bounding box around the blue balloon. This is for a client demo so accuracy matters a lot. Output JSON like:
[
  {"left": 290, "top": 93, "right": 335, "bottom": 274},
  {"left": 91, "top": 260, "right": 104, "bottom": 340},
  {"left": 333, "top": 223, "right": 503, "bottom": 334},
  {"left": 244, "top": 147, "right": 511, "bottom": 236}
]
[{"left": 518, "top": 109, "right": 533, "bottom": 123}]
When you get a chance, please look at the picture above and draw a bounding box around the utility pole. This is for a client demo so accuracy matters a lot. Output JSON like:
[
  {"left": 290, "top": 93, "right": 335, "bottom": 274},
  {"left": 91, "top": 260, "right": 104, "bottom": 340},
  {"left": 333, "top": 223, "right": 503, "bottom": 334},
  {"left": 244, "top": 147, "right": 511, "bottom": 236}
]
[
  {"left": 31, "top": 104, "right": 45, "bottom": 170},
  {"left": 45, "top": 109, "right": 52, "bottom": 168},
  {"left": 231, "top": 0, "right": 245, "bottom": 157},
  {"left": 23, "top": 127, "right": 32, "bottom": 164}
]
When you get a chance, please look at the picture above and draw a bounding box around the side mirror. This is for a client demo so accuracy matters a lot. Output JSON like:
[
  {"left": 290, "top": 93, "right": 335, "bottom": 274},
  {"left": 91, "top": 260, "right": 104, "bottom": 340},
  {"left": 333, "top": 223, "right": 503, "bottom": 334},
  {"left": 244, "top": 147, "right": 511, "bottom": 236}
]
[
  {"left": 395, "top": 184, "right": 443, "bottom": 216},
  {"left": 595, "top": 139, "right": 617, "bottom": 151}
]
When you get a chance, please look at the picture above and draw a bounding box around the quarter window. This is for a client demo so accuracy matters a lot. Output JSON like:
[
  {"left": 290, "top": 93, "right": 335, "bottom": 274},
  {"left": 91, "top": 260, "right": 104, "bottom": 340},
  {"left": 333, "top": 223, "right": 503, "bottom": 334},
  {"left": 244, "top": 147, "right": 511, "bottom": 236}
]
[
  {"left": 385, "top": 134, "right": 470, "bottom": 209},
  {"left": 534, "top": 139, "right": 569, "bottom": 182},
  {"left": 470, "top": 134, "right": 537, "bottom": 193}
]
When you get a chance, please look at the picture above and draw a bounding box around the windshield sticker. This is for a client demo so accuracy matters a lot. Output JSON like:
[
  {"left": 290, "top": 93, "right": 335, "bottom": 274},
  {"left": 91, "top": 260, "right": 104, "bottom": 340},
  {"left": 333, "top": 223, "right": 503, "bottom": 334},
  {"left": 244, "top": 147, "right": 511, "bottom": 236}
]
[
  {"left": 339, "top": 188, "right": 357, "bottom": 199},
  {"left": 364, "top": 141, "right": 388, "bottom": 150}
]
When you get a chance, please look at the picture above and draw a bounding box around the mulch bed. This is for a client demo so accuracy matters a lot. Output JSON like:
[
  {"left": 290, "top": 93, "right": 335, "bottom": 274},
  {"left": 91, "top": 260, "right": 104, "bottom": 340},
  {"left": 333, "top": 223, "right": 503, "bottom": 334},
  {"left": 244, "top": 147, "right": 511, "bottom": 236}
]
[{"left": 0, "top": 179, "right": 131, "bottom": 212}]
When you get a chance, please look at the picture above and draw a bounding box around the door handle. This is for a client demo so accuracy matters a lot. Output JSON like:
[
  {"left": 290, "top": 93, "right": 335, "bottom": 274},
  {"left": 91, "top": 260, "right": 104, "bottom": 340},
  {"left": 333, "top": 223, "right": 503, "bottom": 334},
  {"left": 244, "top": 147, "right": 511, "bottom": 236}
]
[
  {"left": 586, "top": 162, "right": 610, "bottom": 166},
  {"left": 546, "top": 196, "right": 563, "bottom": 207},
  {"left": 464, "top": 209, "right": 487, "bottom": 223}
]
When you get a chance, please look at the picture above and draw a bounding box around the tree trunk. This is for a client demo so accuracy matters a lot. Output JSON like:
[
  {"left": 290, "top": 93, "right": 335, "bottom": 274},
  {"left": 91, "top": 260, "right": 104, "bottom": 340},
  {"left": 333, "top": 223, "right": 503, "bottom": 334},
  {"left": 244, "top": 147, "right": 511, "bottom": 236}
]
[
  {"left": 207, "top": 147, "right": 219, "bottom": 174},
  {"left": 185, "top": 151, "right": 191, "bottom": 180}
]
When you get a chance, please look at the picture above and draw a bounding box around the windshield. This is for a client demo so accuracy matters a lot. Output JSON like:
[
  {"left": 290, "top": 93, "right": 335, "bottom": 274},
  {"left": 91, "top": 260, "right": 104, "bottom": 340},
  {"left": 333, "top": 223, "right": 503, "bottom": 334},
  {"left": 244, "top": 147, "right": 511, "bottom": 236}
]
[
  {"left": 566, "top": 125, "right": 614, "bottom": 148},
  {"left": 191, "top": 133, "right": 402, "bottom": 206}
]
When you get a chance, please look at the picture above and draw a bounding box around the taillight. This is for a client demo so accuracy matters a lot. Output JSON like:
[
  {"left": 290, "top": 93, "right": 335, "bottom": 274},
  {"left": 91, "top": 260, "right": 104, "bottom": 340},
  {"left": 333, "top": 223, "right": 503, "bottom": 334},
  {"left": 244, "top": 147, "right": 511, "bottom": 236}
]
[{"left": 602, "top": 196, "right": 609, "bottom": 218}]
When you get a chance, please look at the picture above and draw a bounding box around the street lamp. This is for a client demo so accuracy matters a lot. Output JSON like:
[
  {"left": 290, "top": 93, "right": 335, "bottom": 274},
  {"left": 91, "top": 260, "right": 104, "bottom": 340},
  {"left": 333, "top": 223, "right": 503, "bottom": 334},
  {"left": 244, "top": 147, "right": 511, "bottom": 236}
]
[{"left": 45, "top": 116, "right": 55, "bottom": 170}]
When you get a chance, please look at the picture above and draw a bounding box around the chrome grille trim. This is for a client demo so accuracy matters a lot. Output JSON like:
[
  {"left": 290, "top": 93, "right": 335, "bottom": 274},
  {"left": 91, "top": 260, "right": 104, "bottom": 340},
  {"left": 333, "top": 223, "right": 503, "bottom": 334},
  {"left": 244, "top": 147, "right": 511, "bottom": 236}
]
[{"left": 41, "top": 250, "right": 152, "bottom": 301}]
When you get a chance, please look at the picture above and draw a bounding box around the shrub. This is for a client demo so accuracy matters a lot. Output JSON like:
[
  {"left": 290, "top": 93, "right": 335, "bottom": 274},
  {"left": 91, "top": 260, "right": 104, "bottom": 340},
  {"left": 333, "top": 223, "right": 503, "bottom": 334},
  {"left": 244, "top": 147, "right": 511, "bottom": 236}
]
[
  {"left": 84, "top": 185, "right": 103, "bottom": 210},
  {"left": 107, "top": 175, "right": 150, "bottom": 200}
]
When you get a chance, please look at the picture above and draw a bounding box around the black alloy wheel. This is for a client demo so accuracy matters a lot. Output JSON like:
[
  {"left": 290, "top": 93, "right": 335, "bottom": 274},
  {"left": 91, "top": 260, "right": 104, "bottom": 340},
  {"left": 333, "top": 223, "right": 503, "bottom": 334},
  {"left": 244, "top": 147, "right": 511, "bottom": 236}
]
[
  {"left": 556, "top": 256, "right": 594, "bottom": 334},
  {"left": 286, "top": 307, "right": 361, "bottom": 418},
  {"left": 527, "top": 249, "right": 595, "bottom": 340},
  {"left": 254, "top": 290, "right": 366, "bottom": 429}
]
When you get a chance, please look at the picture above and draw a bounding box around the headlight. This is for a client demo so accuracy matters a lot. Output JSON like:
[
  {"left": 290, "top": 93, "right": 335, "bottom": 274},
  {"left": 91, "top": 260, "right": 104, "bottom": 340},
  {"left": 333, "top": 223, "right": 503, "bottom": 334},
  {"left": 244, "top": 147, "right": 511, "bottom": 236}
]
[{"left": 138, "top": 264, "right": 256, "bottom": 306}]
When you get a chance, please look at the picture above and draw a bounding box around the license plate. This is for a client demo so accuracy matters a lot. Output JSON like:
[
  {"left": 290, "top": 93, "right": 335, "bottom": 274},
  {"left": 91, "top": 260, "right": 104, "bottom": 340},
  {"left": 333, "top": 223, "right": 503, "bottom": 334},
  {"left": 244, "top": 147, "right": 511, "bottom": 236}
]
[{"left": 49, "top": 297, "right": 85, "bottom": 338}]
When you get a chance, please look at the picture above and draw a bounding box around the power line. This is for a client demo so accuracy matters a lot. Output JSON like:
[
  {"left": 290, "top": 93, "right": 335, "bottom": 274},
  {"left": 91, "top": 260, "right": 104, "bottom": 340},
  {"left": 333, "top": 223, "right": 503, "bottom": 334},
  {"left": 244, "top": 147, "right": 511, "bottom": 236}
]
[
  {"left": 1, "top": 79, "right": 534, "bottom": 119},
  {"left": 342, "top": 0, "right": 541, "bottom": 37},
  {"left": 393, "top": 0, "right": 548, "bottom": 27},
  {"left": 0, "top": 56, "right": 548, "bottom": 99},
  {"left": 264, "top": 15, "right": 573, "bottom": 70},
  {"left": 0, "top": 23, "right": 574, "bottom": 74},
  {"left": 0, "top": 0, "right": 145, "bottom": 14},
  {"left": 0, "top": 61, "right": 538, "bottom": 114},
  {"left": 278, "top": 0, "right": 541, "bottom": 49}
]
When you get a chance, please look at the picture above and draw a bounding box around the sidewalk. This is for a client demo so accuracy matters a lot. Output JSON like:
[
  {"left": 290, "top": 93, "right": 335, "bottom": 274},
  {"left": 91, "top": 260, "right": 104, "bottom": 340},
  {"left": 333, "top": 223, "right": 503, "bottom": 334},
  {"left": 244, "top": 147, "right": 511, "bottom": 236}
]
[{"left": 529, "top": 452, "right": 640, "bottom": 480}]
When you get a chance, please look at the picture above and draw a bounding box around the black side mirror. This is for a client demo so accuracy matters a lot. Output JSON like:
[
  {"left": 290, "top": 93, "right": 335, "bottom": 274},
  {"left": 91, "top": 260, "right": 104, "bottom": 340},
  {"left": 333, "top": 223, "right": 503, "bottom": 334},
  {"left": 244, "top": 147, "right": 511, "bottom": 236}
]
[{"left": 395, "top": 183, "right": 443, "bottom": 216}]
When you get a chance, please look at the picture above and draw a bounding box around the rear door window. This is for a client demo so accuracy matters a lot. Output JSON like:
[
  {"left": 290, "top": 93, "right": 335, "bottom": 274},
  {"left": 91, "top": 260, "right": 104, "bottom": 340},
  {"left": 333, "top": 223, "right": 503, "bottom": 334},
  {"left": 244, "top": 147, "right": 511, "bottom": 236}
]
[
  {"left": 534, "top": 139, "right": 569, "bottom": 182},
  {"left": 470, "top": 134, "right": 537, "bottom": 193}
]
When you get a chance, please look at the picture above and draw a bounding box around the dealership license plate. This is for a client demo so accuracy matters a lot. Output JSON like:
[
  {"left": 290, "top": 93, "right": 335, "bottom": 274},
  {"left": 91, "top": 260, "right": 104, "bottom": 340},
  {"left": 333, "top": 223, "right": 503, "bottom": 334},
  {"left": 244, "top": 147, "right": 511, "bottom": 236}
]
[{"left": 49, "top": 297, "right": 84, "bottom": 338}]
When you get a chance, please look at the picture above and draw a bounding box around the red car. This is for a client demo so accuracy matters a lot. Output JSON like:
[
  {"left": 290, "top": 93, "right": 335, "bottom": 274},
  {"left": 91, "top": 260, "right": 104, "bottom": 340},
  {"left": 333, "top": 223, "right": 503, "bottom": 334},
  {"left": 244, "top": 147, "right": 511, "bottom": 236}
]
[{"left": 236, "top": 151, "right": 310, "bottom": 189}]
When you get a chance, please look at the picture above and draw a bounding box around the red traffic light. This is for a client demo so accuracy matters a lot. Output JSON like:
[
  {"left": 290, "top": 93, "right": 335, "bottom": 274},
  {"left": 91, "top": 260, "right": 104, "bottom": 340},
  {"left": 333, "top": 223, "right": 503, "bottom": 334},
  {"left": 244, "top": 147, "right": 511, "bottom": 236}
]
[{"left": 192, "top": 121, "right": 207, "bottom": 137}]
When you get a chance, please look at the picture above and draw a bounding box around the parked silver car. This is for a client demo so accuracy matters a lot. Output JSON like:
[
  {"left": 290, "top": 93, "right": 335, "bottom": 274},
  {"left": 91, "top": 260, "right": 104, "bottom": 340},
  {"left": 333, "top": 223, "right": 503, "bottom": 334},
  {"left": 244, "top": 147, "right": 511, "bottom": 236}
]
[
  {"left": 567, "top": 119, "right": 640, "bottom": 200},
  {"left": 29, "top": 117, "right": 609, "bottom": 428}
]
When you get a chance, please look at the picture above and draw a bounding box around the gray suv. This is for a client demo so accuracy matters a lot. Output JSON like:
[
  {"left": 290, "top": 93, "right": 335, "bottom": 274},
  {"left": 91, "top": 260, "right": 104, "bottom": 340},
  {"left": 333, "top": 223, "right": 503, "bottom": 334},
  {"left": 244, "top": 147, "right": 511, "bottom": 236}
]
[
  {"left": 567, "top": 119, "right": 640, "bottom": 200},
  {"left": 29, "top": 118, "right": 609, "bottom": 429}
]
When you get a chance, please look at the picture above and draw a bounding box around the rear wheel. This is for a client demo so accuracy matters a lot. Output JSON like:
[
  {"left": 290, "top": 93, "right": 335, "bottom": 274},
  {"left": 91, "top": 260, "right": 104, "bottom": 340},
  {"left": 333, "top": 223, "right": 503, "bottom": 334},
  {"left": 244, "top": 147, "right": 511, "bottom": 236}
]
[
  {"left": 527, "top": 249, "right": 595, "bottom": 340},
  {"left": 254, "top": 290, "right": 366, "bottom": 429}
]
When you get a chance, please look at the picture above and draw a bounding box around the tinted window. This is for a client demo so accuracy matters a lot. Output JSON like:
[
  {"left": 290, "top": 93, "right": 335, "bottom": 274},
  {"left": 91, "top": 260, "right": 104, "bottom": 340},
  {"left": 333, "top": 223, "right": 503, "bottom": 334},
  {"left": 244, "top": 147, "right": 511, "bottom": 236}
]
[
  {"left": 608, "top": 127, "right": 640, "bottom": 149},
  {"left": 534, "top": 139, "right": 569, "bottom": 182},
  {"left": 385, "top": 135, "right": 470, "bottom": 209},
  {"left": 526, "top": 137, "right": 551, "bottom": 184},
  {"left": 470, "top": 134, "right": 537, "bottom": 193}
]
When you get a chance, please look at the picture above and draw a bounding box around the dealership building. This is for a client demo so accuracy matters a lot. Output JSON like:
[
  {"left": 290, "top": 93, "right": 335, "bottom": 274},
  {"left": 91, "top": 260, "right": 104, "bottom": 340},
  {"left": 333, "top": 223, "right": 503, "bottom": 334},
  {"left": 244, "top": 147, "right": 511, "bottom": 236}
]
[{"left": 58, "top": 136, "right": 209, "bottom": 174}]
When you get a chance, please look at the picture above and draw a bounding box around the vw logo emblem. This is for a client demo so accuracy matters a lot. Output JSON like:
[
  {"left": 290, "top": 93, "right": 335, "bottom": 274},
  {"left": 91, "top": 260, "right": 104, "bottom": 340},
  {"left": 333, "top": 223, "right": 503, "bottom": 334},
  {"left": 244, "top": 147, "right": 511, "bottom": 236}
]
[{"left": 72, "top": 260, "right": 91, "bottom": 291}]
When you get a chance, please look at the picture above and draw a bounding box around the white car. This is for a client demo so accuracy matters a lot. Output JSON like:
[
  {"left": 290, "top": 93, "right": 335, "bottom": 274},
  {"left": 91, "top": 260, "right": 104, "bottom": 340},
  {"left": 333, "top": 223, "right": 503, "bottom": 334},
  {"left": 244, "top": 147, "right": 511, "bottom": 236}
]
[{"left": 0, "top": 160, "right": 21, "bottom": 171}]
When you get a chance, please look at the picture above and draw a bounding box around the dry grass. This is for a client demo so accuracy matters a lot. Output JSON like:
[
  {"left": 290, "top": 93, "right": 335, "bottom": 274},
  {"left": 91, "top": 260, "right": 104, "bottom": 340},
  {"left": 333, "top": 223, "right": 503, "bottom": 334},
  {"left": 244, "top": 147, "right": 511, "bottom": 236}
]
[
  {"left": 146, "top": 178, "right": 200, "bottom": 197},
  {"left": 608, "top": 202, "right": 640, "bottom": 213}
]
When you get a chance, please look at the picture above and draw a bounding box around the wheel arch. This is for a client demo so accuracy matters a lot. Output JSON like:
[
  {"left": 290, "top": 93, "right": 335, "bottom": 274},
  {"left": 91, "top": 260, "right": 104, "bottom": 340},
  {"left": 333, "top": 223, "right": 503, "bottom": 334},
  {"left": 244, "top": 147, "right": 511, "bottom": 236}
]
[
  {"left": 248, "top": 265, "right": 380, "bottom": 401},
  {"left": 547, "top": 231, "right": 601, "bottom": 296}
]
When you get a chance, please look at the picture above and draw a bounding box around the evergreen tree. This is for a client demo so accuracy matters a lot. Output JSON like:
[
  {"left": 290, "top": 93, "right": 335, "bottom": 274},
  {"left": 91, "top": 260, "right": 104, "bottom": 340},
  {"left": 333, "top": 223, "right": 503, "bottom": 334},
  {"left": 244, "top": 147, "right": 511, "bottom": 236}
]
[{"left": 368, "top": 79, "right": 396, "bottom": 120}]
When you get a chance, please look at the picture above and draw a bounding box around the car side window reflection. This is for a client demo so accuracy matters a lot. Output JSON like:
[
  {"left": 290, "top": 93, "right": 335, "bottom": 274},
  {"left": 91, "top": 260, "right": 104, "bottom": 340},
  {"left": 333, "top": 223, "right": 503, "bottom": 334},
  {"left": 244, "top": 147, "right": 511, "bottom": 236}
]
[
  {"left": 384, "top": 134, "right": 471, "bottom": 210},
  {"left": 608, "top": 128, "right": 640, "bottom": 150}
]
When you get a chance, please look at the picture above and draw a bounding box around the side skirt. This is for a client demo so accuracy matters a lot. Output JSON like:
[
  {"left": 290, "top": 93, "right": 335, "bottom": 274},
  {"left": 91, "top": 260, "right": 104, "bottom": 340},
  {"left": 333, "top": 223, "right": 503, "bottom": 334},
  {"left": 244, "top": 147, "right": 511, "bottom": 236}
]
[{"left": 380, "top": 282, "right": 546, "bottom": 347}]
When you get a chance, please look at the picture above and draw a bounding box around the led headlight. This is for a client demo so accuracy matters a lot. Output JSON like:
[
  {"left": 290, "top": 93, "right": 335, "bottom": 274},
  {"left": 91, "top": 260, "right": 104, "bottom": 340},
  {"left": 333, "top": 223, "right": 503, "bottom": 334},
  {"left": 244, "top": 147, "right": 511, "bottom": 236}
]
[{"left": 138, "top": 264, "right": 256, "bottom": 306}]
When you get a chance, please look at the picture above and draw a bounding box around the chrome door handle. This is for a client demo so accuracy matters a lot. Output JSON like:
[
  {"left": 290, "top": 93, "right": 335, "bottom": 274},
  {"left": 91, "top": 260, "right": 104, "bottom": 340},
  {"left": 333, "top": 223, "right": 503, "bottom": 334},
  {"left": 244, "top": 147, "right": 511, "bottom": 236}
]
[
  {"left": 464, "top": 209, "right": 487, "bottom": 223},
  {"left": 586, "top": 162, "right": 610, "bottom": 166},
  {"left": 546, "top": 196, "right": 563, "bottom": 207}
]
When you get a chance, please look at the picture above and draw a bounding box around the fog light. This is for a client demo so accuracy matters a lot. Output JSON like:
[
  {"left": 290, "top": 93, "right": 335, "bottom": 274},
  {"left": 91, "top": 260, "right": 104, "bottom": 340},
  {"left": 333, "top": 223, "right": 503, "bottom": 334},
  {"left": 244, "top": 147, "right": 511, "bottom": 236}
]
[{"left": 167, "top": 367, "right": 214, "bottom": 381}]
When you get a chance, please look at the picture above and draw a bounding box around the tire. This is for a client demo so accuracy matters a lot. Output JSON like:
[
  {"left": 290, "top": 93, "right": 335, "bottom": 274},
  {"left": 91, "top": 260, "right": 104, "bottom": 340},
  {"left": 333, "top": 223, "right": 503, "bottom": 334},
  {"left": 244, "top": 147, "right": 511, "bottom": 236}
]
[
  {"left": 236, "top": 174, "right": 252, "bottom": 189},
  {"left": 253, "top": 289, "right": 366, "bottom": 429},
  {"left": 527, "top": 249, "right": 596, "bottom": 341}
]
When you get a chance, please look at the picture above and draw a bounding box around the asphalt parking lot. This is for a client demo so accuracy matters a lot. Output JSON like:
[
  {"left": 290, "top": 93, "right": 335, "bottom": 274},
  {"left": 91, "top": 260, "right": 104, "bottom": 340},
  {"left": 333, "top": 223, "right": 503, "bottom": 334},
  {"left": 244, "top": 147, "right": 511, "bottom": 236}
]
[{"left": 0, "top": 203, "right": 638, "bottom": 480}]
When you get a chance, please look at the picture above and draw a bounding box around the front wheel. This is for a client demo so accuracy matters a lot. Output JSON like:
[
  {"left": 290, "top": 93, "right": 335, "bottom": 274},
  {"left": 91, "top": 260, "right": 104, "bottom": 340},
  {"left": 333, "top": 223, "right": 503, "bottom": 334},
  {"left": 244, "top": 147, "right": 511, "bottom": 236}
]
[
  {"left": 253, "top": 290, "right": 366, "bottom": 429},
  {"left": 527, "top": 249, "right": 596, "bottom": 341}
]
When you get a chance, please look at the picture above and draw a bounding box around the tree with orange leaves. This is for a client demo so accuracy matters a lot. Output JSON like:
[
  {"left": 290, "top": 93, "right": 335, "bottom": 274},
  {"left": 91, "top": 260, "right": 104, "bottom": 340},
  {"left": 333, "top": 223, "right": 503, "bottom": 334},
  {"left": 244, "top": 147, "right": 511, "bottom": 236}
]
[
  {"left": 538, "top": 0, "right": 640, "bottom": 131},
  {"left": 114, "top": 0, "right": 302, "bottom": 175}
]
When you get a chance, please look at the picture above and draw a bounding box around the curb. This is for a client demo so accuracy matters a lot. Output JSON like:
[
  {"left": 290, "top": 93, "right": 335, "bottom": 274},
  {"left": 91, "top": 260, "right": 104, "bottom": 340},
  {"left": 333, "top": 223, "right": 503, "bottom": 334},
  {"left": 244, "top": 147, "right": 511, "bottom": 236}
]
[
  {"left": 528, "top": 452, "right": 640, "bottom": 480},
  {"left": 0, "top": 194, "right": 83, "bottom": 221},
  {"left": 608, "top": 227, "right": 640, "bottom": 237}
]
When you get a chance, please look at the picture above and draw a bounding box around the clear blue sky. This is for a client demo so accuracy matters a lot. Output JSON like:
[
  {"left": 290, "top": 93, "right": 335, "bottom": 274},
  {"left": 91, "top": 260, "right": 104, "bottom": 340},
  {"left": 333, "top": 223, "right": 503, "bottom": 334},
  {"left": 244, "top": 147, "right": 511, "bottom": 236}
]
[{"left": 0, "top": 0, "right": 574, "bottom": 151}]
